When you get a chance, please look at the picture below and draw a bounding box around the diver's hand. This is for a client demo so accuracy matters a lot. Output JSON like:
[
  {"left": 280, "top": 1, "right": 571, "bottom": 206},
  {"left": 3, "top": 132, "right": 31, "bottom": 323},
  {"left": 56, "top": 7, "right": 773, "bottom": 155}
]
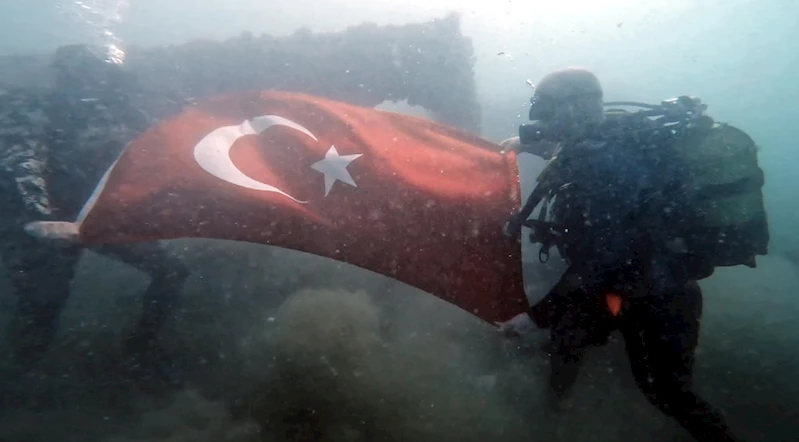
[
  {"left": 503, "top": 212, "right": 523, "bottom": 237},
  {"left": 499, "top": 136, "right": 521, "bottom": 154},
  {"left": 24, "top": 221, "right": 79, "bottom": 247},
  {"left": 495, "top": 312, "right": 536, "bottom": 337}
]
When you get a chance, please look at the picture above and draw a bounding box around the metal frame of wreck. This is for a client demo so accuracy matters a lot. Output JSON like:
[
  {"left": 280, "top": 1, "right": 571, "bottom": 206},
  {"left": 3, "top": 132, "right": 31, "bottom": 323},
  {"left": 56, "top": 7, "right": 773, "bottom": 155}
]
[{"left": 0, "top": 13, "right": 481, "bottom": 135}]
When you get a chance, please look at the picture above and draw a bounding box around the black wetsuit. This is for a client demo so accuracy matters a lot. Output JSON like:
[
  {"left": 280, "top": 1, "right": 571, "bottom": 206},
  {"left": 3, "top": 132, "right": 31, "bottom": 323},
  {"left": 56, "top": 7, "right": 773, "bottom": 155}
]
[
  {"left": 523, "top": 124, "right": 738, "bottom": 441},
  {"left": 530, "top": 257, "right": 736, "bottom": 441}
]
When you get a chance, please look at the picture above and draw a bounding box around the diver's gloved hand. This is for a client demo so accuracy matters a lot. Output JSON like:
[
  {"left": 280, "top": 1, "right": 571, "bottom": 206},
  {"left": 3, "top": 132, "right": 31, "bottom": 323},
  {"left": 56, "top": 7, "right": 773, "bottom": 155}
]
[
  {"left": 499, "top": 136, "right": 521, "bottom": 154},
  {"left": 24, "top": 221, "right": 80, "bottom": 248},
  {"left": 502, "top": 213, "right": 524, "bottom": 237},
  {"left": 495, "top": 312, "right": 536, "bottom": 337}
]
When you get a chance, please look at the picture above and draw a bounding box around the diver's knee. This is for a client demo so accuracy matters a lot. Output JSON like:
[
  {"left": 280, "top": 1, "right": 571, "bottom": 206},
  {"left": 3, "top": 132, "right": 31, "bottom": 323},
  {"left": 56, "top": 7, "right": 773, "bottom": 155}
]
[
  {"left": 7, "top": 314, "right": 62, "bottom": 366},
  {"left": 152, "top": 259, "right": 190, "bottom": 286},
  {"left": 170, "top": 261, "right": 190, "bottom": 284}
]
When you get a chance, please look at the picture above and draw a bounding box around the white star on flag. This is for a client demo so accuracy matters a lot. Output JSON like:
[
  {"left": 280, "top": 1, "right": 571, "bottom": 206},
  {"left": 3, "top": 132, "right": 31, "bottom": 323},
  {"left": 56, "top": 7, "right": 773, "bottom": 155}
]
[{"left": 310, "top": 145, "right": 363, "bottom": 196}]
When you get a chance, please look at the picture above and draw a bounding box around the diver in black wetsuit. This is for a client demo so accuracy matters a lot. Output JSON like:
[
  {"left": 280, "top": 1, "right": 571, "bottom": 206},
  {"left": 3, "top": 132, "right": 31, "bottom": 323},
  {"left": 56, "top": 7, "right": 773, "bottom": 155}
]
[
  {"left": 497, "top": 67, "right": 742, "bottom": 441},
  {"left": 0, "top": 44, "right": 190, "bottom": 390}
]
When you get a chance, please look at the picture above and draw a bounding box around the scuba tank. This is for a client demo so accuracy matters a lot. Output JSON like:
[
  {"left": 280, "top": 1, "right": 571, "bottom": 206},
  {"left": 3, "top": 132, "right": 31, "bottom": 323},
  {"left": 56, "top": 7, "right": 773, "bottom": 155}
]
[
  {"left": 671, "top": 119, "right": 769, "bottom": 268},
  {"left": 509, "top": 96, "right": 769, "bottom": 273}
]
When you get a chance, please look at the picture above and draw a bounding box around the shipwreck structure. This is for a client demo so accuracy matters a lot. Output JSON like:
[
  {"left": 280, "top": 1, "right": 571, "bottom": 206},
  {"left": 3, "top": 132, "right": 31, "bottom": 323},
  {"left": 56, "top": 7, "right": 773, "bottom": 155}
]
[{"left": 0, "top": 13, "right": 481, "bottom": 133}]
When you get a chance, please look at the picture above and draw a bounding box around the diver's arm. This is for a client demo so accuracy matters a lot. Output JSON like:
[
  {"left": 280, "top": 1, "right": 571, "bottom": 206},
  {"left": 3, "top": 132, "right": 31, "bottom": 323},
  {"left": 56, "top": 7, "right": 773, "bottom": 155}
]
[
  {"left": 499, "top": 136, "right": 521, "bottom": 153},
  {"left": 0, "top": 91, "right": 55, "bottom": 217}
]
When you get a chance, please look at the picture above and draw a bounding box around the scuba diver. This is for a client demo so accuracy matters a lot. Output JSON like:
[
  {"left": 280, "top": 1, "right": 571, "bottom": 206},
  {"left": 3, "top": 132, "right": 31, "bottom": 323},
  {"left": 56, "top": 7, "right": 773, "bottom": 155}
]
[
  {"left": 497, "top": 68, "right": 768, "bottom": 441},
  {"left": 0, "top": 44, "right": 191, "bottom": 391}
]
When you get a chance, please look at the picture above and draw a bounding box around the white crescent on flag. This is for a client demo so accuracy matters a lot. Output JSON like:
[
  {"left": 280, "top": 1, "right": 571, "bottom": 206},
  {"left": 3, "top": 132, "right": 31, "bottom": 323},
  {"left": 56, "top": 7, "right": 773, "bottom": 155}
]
[{"left": 192, "top": 115, "right": 317, "bottom": 203}]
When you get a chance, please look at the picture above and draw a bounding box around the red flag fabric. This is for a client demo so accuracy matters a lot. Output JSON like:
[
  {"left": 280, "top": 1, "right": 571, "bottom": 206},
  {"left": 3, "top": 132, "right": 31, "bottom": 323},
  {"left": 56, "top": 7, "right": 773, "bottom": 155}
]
[{"left": 76, "top": 90, "right": 528, "bottom": 324}]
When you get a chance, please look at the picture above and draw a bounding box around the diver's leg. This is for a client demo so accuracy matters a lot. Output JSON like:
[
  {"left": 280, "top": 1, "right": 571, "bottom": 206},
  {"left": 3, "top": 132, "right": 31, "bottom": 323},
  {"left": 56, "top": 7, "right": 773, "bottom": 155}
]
[
  {"left": 94, "top": 241, "right": 189, "bottom": 343},
  {"left": 1, "top": 232, "right": 82, "bottom": 369},
  {"left": 548, "top": 328, "right": 584, "bottom": 404},
  {"left": 92, "top": 241, "right": 189, "bottom": 388},
  {"left": 529, "top": 268, "right": 584, "bottom": 329},
  {"left": 546, "top": 275, "right": 611, "bottom": 406},
  {"left": 529, "top": 292, "right": 557, "bottom": 329},
  {"left": 622, "top": 281, "right": 740, "bottom": 441}
]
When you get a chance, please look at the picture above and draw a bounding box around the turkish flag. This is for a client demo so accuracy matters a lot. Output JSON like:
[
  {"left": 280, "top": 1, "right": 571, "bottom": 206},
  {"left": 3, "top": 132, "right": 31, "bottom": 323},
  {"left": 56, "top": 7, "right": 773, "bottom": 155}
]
[{"left": 76, "top": 90, "right": 528, "bottom": 324}]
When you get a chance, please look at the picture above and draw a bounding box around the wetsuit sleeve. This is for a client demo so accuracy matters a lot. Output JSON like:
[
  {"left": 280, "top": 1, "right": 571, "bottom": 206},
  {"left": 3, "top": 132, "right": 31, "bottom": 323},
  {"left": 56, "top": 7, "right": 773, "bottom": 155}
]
[
  {"left": 499, "top": 136, "right": 558, "bottom": 159},
  {"left": 0, "top": 91, "right": 54, "bottom": 217},
  {"left": 521, "top": 141, "right": 558, "bottom": 159}
]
